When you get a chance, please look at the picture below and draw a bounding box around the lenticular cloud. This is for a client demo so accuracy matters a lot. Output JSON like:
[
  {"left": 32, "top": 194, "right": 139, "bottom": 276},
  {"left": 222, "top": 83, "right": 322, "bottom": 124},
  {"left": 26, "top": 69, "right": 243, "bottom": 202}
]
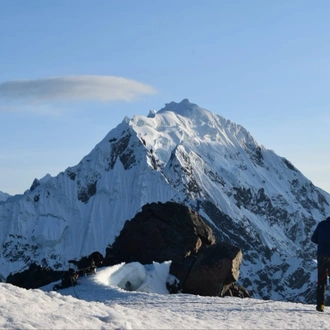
[{"left": 0, "top": 75, "right": 157, "bottom": 104}]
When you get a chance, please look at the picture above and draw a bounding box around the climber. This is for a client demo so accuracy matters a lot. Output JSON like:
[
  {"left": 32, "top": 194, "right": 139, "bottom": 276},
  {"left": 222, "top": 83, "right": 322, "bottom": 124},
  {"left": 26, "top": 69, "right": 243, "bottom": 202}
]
[
  {"left": 311, "top": 216, "right": 330, "bottom": 312},
  {"left": 53, "top": 268, "right": 78, "bottom": 291}
]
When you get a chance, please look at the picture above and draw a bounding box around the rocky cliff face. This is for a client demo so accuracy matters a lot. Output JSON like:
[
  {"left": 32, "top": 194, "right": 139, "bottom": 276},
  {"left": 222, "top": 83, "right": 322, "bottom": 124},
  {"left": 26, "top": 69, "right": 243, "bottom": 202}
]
[{"left": 1, "top": 99, "right": 329, "bottom": 303}]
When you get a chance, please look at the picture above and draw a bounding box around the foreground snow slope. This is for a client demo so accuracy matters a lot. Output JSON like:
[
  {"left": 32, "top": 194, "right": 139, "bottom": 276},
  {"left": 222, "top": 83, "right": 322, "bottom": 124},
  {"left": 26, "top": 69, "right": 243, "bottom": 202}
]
[{"left": 1, "top": 263, "right": 330, "bottom": 329}]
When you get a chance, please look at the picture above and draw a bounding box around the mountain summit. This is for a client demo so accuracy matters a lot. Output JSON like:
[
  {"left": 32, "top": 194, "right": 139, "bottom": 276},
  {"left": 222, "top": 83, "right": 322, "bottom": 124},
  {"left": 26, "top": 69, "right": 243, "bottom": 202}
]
[{"left": 1, "top": 99, "right": 329, "bottom": 302}]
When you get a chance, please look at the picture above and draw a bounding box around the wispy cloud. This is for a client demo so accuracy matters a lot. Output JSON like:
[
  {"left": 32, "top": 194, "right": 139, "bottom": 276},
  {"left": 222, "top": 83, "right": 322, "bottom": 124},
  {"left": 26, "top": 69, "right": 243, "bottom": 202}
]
[{"left": 0, "top": 76, "right": 157, "bottom": 106}]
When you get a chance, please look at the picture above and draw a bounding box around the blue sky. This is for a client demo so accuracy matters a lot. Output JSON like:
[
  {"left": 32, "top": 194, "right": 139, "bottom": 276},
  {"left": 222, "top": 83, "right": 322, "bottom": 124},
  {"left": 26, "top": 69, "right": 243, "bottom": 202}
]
[{"left": 1, "top": 0, "right": 329, "bottom": 195}]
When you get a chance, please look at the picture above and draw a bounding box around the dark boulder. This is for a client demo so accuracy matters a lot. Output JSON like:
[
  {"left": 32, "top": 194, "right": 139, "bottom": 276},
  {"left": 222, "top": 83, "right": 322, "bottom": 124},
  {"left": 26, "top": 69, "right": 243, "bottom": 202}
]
[
  {"left": 104, "top": 201, "right": 216, "bottom": 267},
  {"left": 183, "top": 242, "right": 242, "bottom": 296},
  {"left": 104, "top": 201, "right": 248, "bottom": 297}
]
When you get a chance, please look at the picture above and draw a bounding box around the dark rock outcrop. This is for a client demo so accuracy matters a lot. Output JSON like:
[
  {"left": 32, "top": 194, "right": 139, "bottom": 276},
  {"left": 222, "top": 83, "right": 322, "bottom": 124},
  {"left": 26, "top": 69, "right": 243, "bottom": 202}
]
[
  {"left": 104, "top": 201, "right": 247, "bottom": 297},
  {"left": 6, "top": 263, "right": 62, "bottom": 289},
  {"left": 6, "top": 251, "right": 104, "bottom": 290},
  {"left": 223, "top": 282, "right": 251, "bottom": 298},
  {"left": 30, "top": 178, "right": 40, "bottom": 192}
]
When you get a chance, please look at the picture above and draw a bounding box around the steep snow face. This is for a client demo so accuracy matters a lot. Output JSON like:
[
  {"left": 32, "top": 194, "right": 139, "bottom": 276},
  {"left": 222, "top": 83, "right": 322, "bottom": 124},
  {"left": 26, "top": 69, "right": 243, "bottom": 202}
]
[
  {"left": 0, "top": 121, "right": 179, "bottom": 277},
  {"left": 1, "top": 99, "right": 330, "bottom": 304}
]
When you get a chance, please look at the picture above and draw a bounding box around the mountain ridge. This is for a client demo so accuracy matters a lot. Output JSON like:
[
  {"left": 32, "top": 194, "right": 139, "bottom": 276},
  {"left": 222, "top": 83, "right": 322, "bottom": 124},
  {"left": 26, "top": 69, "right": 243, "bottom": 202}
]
[
  {"left": 0, "top": 191, "right": 10, "bottom": 202},
  {"left": 1, "top": 99, "right": 329, "bottom": 303}
]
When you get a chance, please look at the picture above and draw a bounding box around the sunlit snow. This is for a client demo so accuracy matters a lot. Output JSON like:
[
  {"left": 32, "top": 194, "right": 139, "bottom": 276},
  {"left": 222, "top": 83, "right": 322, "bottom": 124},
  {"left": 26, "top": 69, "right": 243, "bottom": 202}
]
[{"left": 1, "top": 261, "right": 329, "bottom": 329}]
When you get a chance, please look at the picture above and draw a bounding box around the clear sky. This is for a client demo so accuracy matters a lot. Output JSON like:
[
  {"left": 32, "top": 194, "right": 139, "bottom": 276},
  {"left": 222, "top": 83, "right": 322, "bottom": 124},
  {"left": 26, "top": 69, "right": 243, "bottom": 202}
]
[{"left": 1, "top": 0, "right": 329, "bottom": 195}]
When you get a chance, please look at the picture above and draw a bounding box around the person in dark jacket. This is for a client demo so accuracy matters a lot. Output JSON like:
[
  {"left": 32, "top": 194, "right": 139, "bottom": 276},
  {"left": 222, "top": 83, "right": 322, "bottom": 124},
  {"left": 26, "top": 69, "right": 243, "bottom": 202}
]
[
  {"left": 53, "top": 268, "right": 78, "bottom": 291},
  {"left": 311, "top": 216, "right": 330, "bottom": 312}
]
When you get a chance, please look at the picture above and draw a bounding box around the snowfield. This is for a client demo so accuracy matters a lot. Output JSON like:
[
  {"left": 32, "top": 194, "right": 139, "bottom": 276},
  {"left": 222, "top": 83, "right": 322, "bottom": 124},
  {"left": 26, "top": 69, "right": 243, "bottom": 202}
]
[{"left": 1, "top": 262, "right": 329, "bottom": 329}]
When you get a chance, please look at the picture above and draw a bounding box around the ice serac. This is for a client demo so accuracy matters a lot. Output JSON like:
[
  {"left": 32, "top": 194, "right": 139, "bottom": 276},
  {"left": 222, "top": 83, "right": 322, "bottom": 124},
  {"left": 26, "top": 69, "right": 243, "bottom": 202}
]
[{"left": 1, "top": 99, "right": 330, "bottom": 304}]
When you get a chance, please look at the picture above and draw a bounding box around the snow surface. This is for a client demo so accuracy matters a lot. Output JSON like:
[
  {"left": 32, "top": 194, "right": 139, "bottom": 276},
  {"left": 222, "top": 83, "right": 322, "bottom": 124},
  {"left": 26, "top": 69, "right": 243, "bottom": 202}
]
[{"left": 1, "top": 261, "right": 329, "bottom": 329}]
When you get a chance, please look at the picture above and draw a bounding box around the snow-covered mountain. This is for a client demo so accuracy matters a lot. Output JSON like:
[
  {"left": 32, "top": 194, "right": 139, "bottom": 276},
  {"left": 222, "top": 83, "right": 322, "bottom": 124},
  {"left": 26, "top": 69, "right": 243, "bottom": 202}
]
[
  {"left": 0, "top": 191, "right": 10, "bottom": 202},
  {"left": 1, "top": 99, "right": 329, "bottom": 303}
]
